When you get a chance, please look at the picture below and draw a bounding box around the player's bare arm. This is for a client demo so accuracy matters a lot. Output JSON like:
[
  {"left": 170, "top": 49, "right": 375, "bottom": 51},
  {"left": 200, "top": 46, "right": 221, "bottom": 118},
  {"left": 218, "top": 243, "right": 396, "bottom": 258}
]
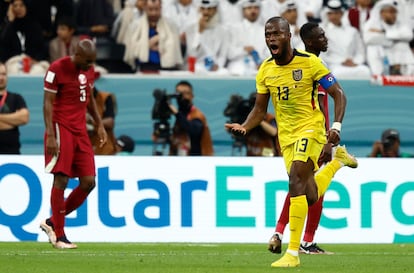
[
  {"left": 225, "top": 93, "right": 270, "bottom": 136},
  {"left": 87, "top": 95, "right": 107, "bottom": 147},
  {"left": 325, "top": 82, "right": 347, "bottom": 146},
  {"left": 43, "top": 91, "right": 58, "bottom": 156},
  {"left": 317, "top": 94, "right": 332, "bottom": 163},
  {"left": 369, "top": 141, "right": 384, "bottom": 157}
]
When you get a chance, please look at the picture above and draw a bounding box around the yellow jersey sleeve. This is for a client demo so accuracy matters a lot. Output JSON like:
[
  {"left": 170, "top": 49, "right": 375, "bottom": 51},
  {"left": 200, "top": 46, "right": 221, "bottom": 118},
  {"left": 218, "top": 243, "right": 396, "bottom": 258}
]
[{"left": 310, "top": 54, "right": 331, "bottom": 82}]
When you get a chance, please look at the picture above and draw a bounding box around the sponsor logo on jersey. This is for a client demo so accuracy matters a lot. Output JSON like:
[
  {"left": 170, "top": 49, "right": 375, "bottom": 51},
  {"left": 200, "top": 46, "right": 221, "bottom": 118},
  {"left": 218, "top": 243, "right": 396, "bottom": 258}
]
[
  {"left": 45, "top": 71, "right": 55, "bottom": 83},
  {"left": 78, "top": 74, "right": 87, "bottom": 85}
]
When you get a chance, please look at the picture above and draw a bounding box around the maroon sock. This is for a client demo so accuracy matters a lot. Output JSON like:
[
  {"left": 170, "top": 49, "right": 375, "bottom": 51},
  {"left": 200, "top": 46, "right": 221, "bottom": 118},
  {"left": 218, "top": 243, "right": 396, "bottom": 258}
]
[
  {"left": 275, "top": 193, "right": 291, "bottom": 234},
  {"left": 65, "top": 186, "right": 89, "bottom": 215},
  {"left": 303, "top": 195, "right": 324, "bottom": 243},
  {"left": 50, "top": 187, "right": 66, "bottom": 238}
]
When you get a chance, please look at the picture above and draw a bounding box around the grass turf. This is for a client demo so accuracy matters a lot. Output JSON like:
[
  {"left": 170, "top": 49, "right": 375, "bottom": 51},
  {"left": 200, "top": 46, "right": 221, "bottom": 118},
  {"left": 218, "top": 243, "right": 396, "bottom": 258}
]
[{"left": 0, "top": 242, "right": 413, "bottom": 273}]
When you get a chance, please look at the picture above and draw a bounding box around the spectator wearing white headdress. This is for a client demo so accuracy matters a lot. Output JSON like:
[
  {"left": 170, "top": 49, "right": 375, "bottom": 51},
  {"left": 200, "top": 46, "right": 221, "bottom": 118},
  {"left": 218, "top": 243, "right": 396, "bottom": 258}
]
[
  {"left": 280, "top": 0, "right": 305, "bottom": 50},
  {"left": 163, "top": 0, "right": 199, "bottom": 56},
  {"left": 260, "top": 0, "right": 307, "bottom": 26},
  {"left": 226, "top": 0, "right": 269, "bottom": 75},
  {"left": 362, "top": 0, "right": 414, "bottom": 75},
  {"left": 123, "top": 0, "right": 183, "bottom": 72},
  {"left": 219, "top": 0, "right": 244, "bottom": 26},
  {"left": 320, "top": 0, "right": 371, "bottom": 79},
  {"left": 184, "top": 0, "right": 229, "bottom": 74},
  {"left": 112, "top": 0, "right": 147, "bottom": 45},
  {"left": 302, "top": 0, "right": 324, "bottom": 23}
]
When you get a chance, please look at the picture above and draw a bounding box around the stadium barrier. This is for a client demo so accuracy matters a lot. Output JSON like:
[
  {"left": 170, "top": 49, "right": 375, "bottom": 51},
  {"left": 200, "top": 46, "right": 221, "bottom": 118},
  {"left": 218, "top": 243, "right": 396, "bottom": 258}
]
[
  {"left": 8, "top": 75, "right": 414, "bottom": 157},
  {"left": 0, "top": 155, "right": 413, "bottom": 243},
  {"left": 371, "top": 75, "right": 414, "bottom": 87}
]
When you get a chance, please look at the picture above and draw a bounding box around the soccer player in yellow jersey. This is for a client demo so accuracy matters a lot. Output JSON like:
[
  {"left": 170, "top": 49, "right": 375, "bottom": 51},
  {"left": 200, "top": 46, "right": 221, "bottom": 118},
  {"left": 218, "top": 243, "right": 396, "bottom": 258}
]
[{"left": 225, "top": 16, "right": 358, "bottom": 267}]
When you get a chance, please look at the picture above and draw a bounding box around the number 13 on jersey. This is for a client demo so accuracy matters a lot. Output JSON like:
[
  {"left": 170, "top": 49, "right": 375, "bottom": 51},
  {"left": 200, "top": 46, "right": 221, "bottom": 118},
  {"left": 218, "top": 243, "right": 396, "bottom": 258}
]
[{"left": 277, "top": 86, "right": 289, "bottom": 100}]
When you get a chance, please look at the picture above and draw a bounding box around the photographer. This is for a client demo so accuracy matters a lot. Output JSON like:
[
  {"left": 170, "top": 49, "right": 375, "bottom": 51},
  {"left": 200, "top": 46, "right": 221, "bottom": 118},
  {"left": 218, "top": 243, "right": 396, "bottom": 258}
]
[
  {"left": 224, "top": 92, "right": 281, "bottom": 157},
  {"left": 369, "top": 128, "right": 412, "bottom": 158},
  {"left": 160, "top": 80, "right": 213, "bottom": 156},
  {"left": 87, "top": 72, "right": 117, "bottom": 155}
]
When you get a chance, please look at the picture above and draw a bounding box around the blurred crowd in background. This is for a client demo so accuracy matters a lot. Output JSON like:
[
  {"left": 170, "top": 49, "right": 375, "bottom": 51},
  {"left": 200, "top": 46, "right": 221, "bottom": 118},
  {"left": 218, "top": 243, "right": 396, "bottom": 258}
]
[
  {"left": 1, "top": 0, "right": 414, "bottom": 158},
  {"left": 1, "top": 0, "right": 413, "bottom": 77}
]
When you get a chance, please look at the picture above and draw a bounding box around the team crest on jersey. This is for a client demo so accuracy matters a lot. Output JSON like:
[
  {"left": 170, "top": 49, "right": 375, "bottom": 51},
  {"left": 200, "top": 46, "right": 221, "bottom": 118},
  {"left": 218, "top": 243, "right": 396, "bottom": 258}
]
[
  {"left": 78, "top": 74, "right": 87, "bottom": 84},
  {"left": 292, "top": 69, "right": 302, "bottom": 81}
]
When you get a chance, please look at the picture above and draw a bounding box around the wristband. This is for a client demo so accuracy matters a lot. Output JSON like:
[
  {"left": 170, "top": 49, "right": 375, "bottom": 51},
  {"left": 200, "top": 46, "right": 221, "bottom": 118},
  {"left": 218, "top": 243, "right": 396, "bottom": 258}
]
[{"left": 331, "top": 122, "right": 342, "bottom": 132}]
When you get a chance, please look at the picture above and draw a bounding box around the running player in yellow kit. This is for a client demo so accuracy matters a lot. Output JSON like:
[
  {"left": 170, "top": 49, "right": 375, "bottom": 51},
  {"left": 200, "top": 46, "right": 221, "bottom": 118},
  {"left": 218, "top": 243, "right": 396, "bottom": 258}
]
[{"left": 225, "top": 16, "right": 358, "bottom": 268}]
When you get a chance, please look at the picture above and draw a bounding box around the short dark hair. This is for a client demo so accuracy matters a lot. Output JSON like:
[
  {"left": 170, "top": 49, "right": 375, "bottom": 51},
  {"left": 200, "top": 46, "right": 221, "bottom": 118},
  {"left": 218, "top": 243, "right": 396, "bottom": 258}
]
[
  {"left": 175, "top": 80, "right": 193, "bottom": 91},
  {"left": 57, "top": 16, "right": 77, "bottom": 30},
  {"left": 265, "top": 16, "right": 290, "bottom": 33},
  {"left": 299, "top": 22, "right": 319, "bottom": 42},
  {"left": 381, "top": 128, "right": 400, "bottom": 148}
]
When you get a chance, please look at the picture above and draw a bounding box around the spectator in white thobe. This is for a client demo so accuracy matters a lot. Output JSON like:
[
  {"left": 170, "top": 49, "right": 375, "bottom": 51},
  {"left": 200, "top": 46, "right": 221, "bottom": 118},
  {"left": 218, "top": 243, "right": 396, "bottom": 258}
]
[
  {"left": 260, "top": 0, "right": 307, "bottom": 26},
  {"left": 219, "top": 0, "right": 244, "bottom": 26},
  {"left": 163, "top": 0, "right": 199, "bottom": 55},
  {"left": 320, "top": 0, "right": 371, "bottom": 79},
  {"left": 362, "top": 0, "right": 414, "bottom": 75},
  {"left": 280, "top": 0, "right": 305, "bottom": 50},
  {"left": 302, "top": 0, "right": 324, "bottom": 22},
  {"left": 184, "top": 0, "right": 229, "bottom": 74},
  {"left": 226, "top": 0, "right": 269, "bottom": 75},
  {"left": 112, "top": 0, "right": 147, "bottom": 45}
]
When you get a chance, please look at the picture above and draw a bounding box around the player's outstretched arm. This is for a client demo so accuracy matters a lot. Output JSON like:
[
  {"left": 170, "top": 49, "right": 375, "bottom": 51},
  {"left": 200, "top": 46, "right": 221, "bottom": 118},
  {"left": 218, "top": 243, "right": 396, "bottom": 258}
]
[{"left": 224, "top": 123, "right": 247, "bottom": 136}]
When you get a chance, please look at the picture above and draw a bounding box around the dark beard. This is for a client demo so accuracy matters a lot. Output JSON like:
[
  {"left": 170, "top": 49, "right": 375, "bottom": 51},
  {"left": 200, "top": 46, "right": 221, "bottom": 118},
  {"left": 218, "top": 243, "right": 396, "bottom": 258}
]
[{"left": 270, "top": 43, "right": 290, "bottom": 63}]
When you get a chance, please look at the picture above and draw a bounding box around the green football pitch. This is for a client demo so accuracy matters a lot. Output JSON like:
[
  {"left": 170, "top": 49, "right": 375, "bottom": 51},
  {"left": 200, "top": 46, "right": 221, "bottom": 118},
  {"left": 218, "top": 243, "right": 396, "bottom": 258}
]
[{"left": 0, "top": 242, "right": 412, "bottom": 273}]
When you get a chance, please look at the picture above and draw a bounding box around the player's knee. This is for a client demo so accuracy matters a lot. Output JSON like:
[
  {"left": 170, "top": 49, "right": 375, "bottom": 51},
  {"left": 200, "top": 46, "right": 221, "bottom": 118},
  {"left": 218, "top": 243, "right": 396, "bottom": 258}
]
[
  {"left": 80, "top": 177, "right": 96, "bottom": 193},
  {"left": 85, "top": 180, "right": 96, "bottom": 192},
  {"left": 307, "top": 194, "right": 318, "bottom": 206},
  {"left": 306, "top": 182, "right": 319, "bottom": 205},
  {"left": 86, "top": 180, "right": 96, "bottom": 192},
  {"left": 53, "top": 173, "right": 69, "bottom": 189}
]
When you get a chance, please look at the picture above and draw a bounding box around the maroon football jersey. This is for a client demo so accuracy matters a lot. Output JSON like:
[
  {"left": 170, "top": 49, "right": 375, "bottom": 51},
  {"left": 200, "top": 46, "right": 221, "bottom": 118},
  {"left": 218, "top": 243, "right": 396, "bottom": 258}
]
[{"left": 44, "top": 56, "right": 95, "bottom": 134}]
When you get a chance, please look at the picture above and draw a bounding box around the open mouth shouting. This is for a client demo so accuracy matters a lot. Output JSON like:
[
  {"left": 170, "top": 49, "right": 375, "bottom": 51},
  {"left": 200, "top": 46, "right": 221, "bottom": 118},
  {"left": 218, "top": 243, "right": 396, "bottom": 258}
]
[{"left": 269, "top": 44, "right": 279, "bottom": 56}]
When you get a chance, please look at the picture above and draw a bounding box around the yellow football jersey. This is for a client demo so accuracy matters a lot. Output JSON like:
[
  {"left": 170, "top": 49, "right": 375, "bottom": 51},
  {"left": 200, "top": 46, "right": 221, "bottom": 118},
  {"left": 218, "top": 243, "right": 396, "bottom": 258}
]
[{"left": 256, "top": 49, "right": 329, "bottom": 148}]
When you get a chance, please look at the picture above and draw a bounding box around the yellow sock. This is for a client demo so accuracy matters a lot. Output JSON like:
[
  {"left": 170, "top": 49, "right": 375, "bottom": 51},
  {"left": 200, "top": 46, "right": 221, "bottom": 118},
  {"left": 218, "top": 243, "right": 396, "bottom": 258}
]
[
  {"left": 287, "top": 195, "right": 308, "bottom": 252},
  {"left": 315, "top": 160, "right": 341, "bottom": 198}
]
